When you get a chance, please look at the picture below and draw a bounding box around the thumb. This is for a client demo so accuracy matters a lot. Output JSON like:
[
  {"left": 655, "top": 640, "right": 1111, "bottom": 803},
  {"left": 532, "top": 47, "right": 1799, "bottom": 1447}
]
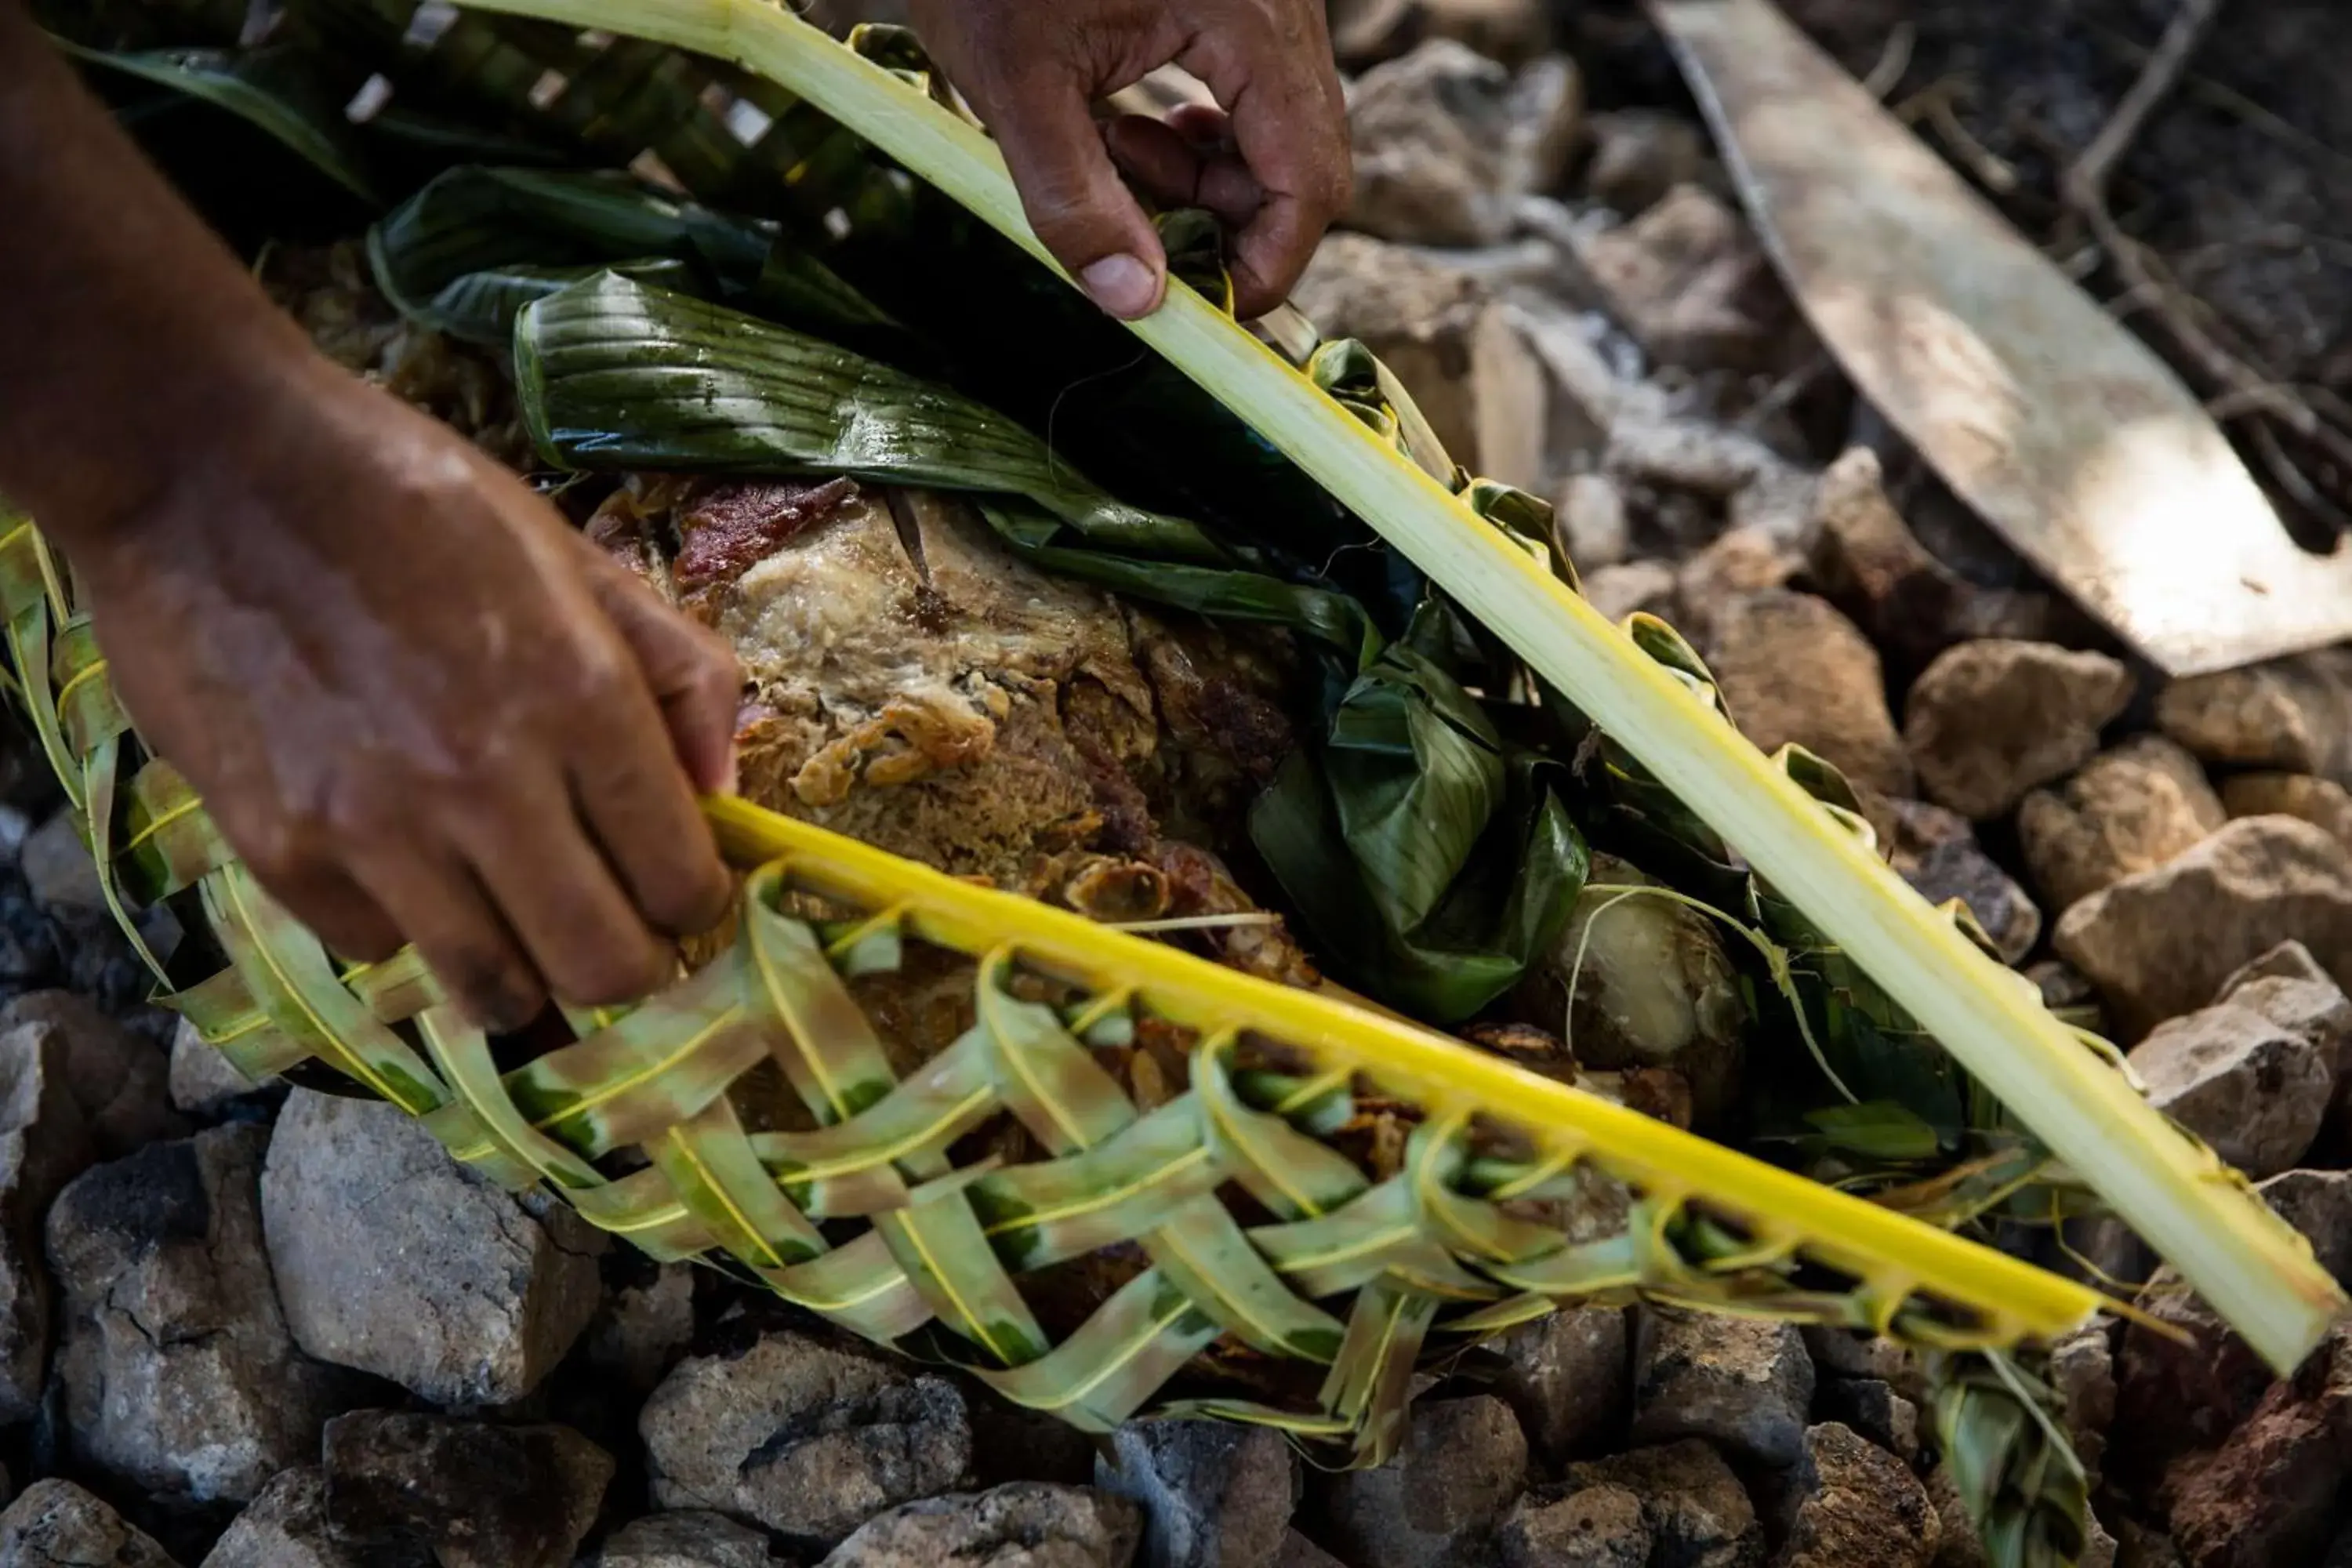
[
  {"left": 576, "top": 541, "right": 742, "bottom": 797},
  {"left": 975, "top": 65, "right": 1170, "bottom": 320}
]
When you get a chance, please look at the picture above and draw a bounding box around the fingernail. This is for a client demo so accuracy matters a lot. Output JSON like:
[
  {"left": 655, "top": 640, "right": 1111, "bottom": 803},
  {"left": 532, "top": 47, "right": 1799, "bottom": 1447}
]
[{"left": 1080, "top": 253, "right": 1160, "bottom": 319}]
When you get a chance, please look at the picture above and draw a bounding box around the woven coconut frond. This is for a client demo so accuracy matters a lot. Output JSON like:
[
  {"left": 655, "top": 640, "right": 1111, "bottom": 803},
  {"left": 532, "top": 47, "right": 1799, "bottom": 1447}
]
[{"left": 1, "top": 507, "right": 2098, "bottom": 1466}]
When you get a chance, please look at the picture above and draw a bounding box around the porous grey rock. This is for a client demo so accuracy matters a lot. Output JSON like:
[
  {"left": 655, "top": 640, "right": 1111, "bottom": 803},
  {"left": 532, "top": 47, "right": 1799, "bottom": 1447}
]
[
  {"left": 0, "top": 1478, "right": 180, "bottom": 1568},
  {"left": 1497, "top": 1483, "right": 1649, "bottom": 1568},
  {"left": 1805, "top": 448, "right": 2084, "bottom": 678},
  {"left": 1705, "top": 590, "right": 1912, "bottom": 800},
  {"left": 642, "top": 1326, "right": 974, "bottom": 1548},
  {"left": 262, "top": 1088, "right": 604, "bottom": 1406},
  {"left": 1886, "top": 800, "right": 2042, "bottom": 966},
  {"left": 2055, "top": 816, "right": 2352, "bottom": 1039},
  {"left": 2048, "top": 1322, "right": 2117, "bottom": 1494},
  {"left": 201, "top": 1467, "right": 421, "bottom": 1568},
  {"left": 1584, "top": 109, "right": 1706, "bottom": 216},
  {"left": 1555, "top": 471, "right": 1630, "bottom": 571},
  {"left": 322, "top": 1410, "right": 612, "bottom": 1568},
  {"left": 1814, "top": 1378, "right": 1921, "bottom": 1466},
  {"left": 596, "top": 1511, "right": 788, "bottom": 1568},
  {"left": 2018, "top": 737, "right": 2227, "bottom": 914},
  {"left": 1632, "top": 1308, "right": 1814, "bottom": 1468},
  {"left": 1292, "top": 233, "right": 1548, "bottom": 488},
  {"left": 1573, "top": 185, "right": 1791, "bottom": 371},
  {"left": 2161, "top": 1328, "right": 2352, "bottom": 1568},
  {"left": 2158, "top": 647, "right": 2352, "bottom": 784},
  {"left": 580, "top": 1261, "right": 697, "bottom": 1397},
  {"left": 1924, "top": 1466, "right": 1984, "bottom": 1568},
  {"left": 6, "top": 991, "right": 183, "bottom": 1156},
  {"left": 2222, "top": 771, "right": 2352, "bottom": 853},
  {"left": 820, "top": 1483, "right": 1142, "bottom": 1568},
  {"left": 1345, "top": 41, "right": 1582, "bottom": 248},
  {"left": 1490, "top": 1305, "right": 1631, "bottom": 1465},
  {"left": 2216, "top": 939, "right": 2352, "bottom": 1145},
  {"left": 1097, "top": 1420, "right": 1297, "bottom": 1568},
  {"left": 169, "top": 1016, "right": 273, "bottom": 1118},
  {"left": 1581, "top": 561, "right": 1678, "bottom": 625},
  {"left": 1274, "top": 1531, "right": 1346, "bottom": 1568},
  {"left": 1319, "top": 1395, "right": 1527, "bottom": 1568},
  {"left": 1674, "top": 529, "right": 1802, "bottom": 649},
  {"left": 49, "top": 1125, "right": 357, "bottom": 1503},
  {"left": 1558, "top": 1440, "right": 1761, "bottom": 1568},
  {"left": 2116, "top": 1168, "right": 2352, "bottom": 1475},
  {"left": 2128, "top": 1004, "right": 2331, "bottom": 1178},
  {"left": 1904, "top": 641, "right": 2134, "bottom": 820},
  {"left": 20, "top": 810, "right": 107, "bottom": 924},
  {"left": 1776, "top": 1423, "right": 1939, "bottom": 1568}
]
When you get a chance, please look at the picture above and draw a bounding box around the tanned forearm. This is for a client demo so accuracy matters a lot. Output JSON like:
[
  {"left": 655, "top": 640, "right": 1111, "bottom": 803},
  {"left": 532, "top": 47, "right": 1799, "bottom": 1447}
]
[{"left": 0, "top": 1, "right": 319, "bottom": 545}]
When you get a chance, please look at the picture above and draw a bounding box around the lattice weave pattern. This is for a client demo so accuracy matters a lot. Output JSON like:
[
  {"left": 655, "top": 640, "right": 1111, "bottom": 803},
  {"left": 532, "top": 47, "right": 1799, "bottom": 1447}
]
[{"left": 0, "top": 509, "right": 2103, "bottom": 1465}]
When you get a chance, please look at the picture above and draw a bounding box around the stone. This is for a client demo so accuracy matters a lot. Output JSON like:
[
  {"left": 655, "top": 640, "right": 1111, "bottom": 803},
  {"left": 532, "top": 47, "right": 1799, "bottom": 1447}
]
[
  {"left": 2127, "top": 1004, "right": 2330, "bottom": 1178},
  {"left": 1885, "top": 800, "right": 2042, "bottom": 966},
  {"left": 2222, "top": 771, "right": 2352, "bottom": 853},
  {"left": 1924, "top": 1467, "right": 1984, "bottom": 1568},
  {"left": 596, "top": 1511, "right": 789, "bottom": 1568},
  {"left": 1097, "top": 1421, "right": 1296, "bottom": 1568},
  {"left": 1555, "top": 471, "right": 1629, "bottom": 571},
  {"left": 5, "top": 990, "right": 183, "bottom": 1156},
  {"left": 2215, "top": 940, "right": 2352, "bottom": 1146},
  {"left": 262, "top": 1087, "right": 604, "bottom": 1406},
  {"left": 1584, "top": 109, "right": 1707, "bottom": 216},
  {"left": 2113, "top": 1520, "right": 2184, "bottom": 1568},
  {"left": 821, "top": 1483, "right": 1142, "bottom": 1568},
  {"left": 48, "top": 1126, "right": 358, "bottom": 1503},
  {"left": 1559, "top": 1441, "right": 1761, "bottom": 1568},
  {"left": 323, "top": 1411, "right": 612, "bottom": 1568},
  {"left": 1490, "top": 1305, "right": 1631, "bottom": 1465},
  {"left": 2158, "top": 648, "right": 2352, "bottom": 784},
  {"left": 1293, "top": 233, "right": 1547, "bottom": 487},
  {"left": 1632, "top": 1307, "right": 1814, "bottom": 1468},
  {"left": 1675, "top": 529, "right": 1802, "bottom": 649},
  {"left": 1345, "top": 41, "right": 1583, "bottom": 248},
  {"left": 1275, "top": 1532, "right": 1346, "bottom": 1568},
  {"left": 1572, "top": 186, "right": 1791, "bottom": 370},
  {"left": 0, "top": 1479, "right": 180, "bottom": 1568},
  {"left": 1704, "top": 590, "right": 1913, "bottom": 800},
  {"left": 169, "top": 1016, "right": 273, "bottom": 1117},
  {"left": 1804, "top": 448, "right": 2084, "bottom": 679},
  {"left": 1581, "top": 561, "right": 1677, "bottom": 624},
  {"left": 2048, "top": 1320, "right": 2117, "bottom": 1494},
  {"left": 580, "top": 1259, "right": 697, "bottom": 1397},
  {"left": 1605, "top": 414, "right": 1791, "bottom": 502},
  {"left": 1, "top": 1017, "right": 104, "bottom": 1423},
  {"left": 2018, "top": 737, "right": 2227, "bottom": 915},
  {"left": 1800, "top": 1328, "right": 1918, "bottom": 1391},
  {"left": 1904, "top": 641, "right": 2134, "bottom": 820},
  {"left": 2055, "top": 816, "right": 2352, "bottom": 1040},
  {"left": 1330, "top": 0, "right": 1555, "bottom": 69},
  {"left": 642, "top": 1325, "right": 974, "bottom": 1548},
  {"left": 20, "top": 809, "right": 107, "bottom": 925},
  {"left": 1814, "top": 1378, "right": 1921, "bottom": 1466},
  {"left": 1319, "top": 1395, "right": 1527, "bottom": 1568},
  {"left": 1497, "top": 1484, "right": 1649, "bottom": 1568},
  {"left": 2116, "top": 1170, "right": 2352, "bottom": 1476},
  {"left": 202, "top": 1468, "right": 422, "bottom": 1568},
  {"left": 1776, "top": 1423, "right": 1939, "bottom": 1568},
  {"left": 2161, "top": 1330, "right": 2352, "bottom": 1568}
]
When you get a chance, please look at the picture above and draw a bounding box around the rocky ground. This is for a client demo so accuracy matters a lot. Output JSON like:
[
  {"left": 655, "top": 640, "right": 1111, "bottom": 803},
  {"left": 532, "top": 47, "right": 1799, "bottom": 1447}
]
[{"left": 6, "top": 1, "right": 2352, "bottom": 1565}]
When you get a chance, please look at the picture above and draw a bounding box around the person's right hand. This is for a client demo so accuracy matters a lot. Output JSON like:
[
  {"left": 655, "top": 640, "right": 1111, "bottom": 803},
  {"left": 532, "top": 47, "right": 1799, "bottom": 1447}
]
[{"left": 70, "top": 358, "right": 742, "bottom": 1030}]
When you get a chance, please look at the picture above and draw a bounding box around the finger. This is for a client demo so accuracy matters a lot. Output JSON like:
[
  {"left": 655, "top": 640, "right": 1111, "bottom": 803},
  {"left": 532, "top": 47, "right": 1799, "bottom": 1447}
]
[
  {"left": 1105, "top": 114, "right": 1264, "bottom": 230},
  {"left": 447, "top": 773, "right": 675, "bottom": 1009},
  {"left": 1184, "top": 28, "right": 1352, "bottom": 316},
  {"left": 345, "top": 838, "right": 544, "bottom": 1032},
  {"left": 575, "top": 537, "right": 742, "bottom": 796},
  {"left": 971, "top": 64, "right": 1168, "bottom": 319},
  {"left": 562, "top": 660, "right": 735, "bottom": 942},
  {"left": 253, "top": 860, "right": 404, "bottom": 965},
  {"left": 1166, "top": 103, "right": 1232, "bottom": 152}
]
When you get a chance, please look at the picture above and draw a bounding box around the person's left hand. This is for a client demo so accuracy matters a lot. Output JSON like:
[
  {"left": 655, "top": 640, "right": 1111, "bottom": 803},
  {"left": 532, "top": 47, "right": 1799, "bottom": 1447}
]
[{"left": 906, "top": 0, "right": 1351, "bottom": 322}]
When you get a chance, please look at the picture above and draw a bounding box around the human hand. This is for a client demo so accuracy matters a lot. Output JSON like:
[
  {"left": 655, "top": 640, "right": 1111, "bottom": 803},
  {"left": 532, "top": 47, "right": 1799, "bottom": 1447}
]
[
  {"left": 906, "top": 0, "right": 1351, "bottom": 321},
  {"left": 71, "top": 363, "right": 742, "bottom": 1030}
]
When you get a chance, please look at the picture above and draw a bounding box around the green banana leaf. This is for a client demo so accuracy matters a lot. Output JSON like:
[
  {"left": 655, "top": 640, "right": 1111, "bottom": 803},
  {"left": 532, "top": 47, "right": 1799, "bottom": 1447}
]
[{"left": 369, "top": 165, "right": 904, "bottom": 348}]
